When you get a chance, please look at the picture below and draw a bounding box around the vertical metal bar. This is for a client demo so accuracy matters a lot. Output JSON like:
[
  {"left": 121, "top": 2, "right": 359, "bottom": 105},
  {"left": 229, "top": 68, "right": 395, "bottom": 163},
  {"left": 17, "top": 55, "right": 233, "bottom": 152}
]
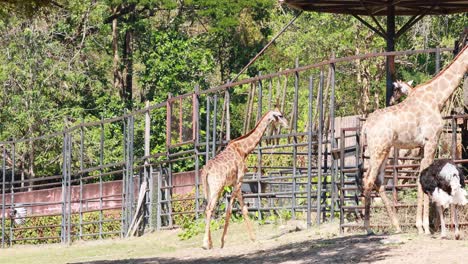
[
  {"left": 339, "top": 129, "right": 345, "bottom": 234},
  {"left": 225, "top": 91, "right": 231, "bottom": 142},
  {"left": 157, "top": 168, "right": 162, "bottom": 230},
  {"left": 144, "top": 101, "right": 151, "bottom": 228},
  {"left": 179, "top": 97, "right": 183, "bottom": 143},
  {"left": 212, "top": 94, "right": 217, "bottom": 157},
  {"left": 292, "top": 59, "right": 299, "bottom": 219},
  {"left": 79, "top": 122, "right": 84, "bottom": 240},
  {"left": 67, "top": 133, "right": 72, "bottom": 244},
  {"left": 1, "top": 146, "right": 6, "bottom": 248},
  {"left": 128, "top": 115, "right": 135, "bottom": 230},
  {"left": 149, "top": 166, "right": 154, "bottom": 229},
  {"left": 317, "top": 70, "right": 324, "bottom": 225},
  {"left": 329, "top": 53, "right": 337, "bottom": 221},
  {"left": 99, "top": 116, "right": 104, "bottom": 239},
  {"left": 257, "top": 73, "right": 263, "bottom": 220},
  {"left": 166, "top": 94, "right": 172, "bottom": 147},
  {"left": 194, "top": 86, "right": 200, "bottom": 218},
  {"left": 385, "top": 5, "right": 396, "bottom": 107},
  {"left": 306, "top": 76, "right": 314, "bottom": 228},
  {"left": 451, "top": 117, "right": 457, "bottom": 160},
  {"left": 268, "top": 79, "right": 273, "bottom": 110},
  {"left": 61, "top": 135, "right": 66, "bottom": 244},
  {"left": 206, "top": 96, "right": 210, "bottom": 161},
  {"left": 121, "top": 113, "right": 127, "bottom": 237},
  {"left": 167, "top": 162, "right": 173, "bottom": 228},
  {"left": 9, "top": 142, "right": 15, "bottom": 246},
  {"left": 392, "top": 147, "right": 398, "bottom": 204},
  {"left": 435, "top": 46, "right": 440, "bottom": 73}
]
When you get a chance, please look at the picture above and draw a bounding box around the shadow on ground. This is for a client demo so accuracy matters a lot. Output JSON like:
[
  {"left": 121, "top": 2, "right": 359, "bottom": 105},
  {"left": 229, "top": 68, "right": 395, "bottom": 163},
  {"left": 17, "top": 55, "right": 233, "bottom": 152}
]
[{"left": 72, "top": 234, "right": 392, "bottom": 264}]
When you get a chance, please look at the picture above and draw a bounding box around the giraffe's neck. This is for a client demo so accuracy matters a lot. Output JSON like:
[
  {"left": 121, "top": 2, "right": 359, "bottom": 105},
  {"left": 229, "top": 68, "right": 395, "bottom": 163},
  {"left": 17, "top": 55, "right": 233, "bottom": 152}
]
[
  {"left": 230, "top": 114, "right": 272, "bottom": 158},
  {"left": 415, "top": 46, "right": 468, "bottom": 109}
]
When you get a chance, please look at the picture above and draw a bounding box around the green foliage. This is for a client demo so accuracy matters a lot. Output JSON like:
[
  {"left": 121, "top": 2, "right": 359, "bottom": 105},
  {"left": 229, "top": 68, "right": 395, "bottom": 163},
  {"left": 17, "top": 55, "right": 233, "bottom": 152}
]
[
  {"left": 1, "top": 211, "right": 121, "bottom": 245},
  {"left": 172, "top": 190, "right": 197, "bottom": 228}
]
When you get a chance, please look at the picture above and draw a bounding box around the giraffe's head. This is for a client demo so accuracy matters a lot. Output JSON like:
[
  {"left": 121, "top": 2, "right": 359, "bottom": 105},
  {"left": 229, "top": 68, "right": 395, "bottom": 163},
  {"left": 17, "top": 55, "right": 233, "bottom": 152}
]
[
  {"left": 267, "top": 108, "right": 289, "bottom": 129},
  {"left": 389, "top": 80, "right": 414, "bottom": 105}
]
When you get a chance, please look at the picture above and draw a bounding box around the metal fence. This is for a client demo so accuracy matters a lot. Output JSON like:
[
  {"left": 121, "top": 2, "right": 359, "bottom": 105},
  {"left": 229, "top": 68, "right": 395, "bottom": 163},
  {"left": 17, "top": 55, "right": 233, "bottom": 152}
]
[{"left": 1, "top": 47, "right": 466, "bottom": 247}]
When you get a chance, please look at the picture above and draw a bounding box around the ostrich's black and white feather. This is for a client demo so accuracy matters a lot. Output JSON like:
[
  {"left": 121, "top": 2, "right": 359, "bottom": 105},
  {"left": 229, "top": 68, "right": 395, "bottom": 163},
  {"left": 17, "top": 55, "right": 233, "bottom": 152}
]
[
  {"left": 9, "top": 206, "right": 27, "bottom": 225},
  {"left": 420, "top": 159, "right": 467, "bottom": 208}
]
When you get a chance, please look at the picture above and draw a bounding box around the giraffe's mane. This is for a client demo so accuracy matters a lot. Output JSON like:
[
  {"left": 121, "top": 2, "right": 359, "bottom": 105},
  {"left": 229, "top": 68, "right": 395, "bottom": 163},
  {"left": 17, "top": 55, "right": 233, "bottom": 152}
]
[
  {"left": 229, "top": 111, "right": 271, "bottom": 144},
  {"left": 411, "top": 45, "right": 468, "bottom": 91}
]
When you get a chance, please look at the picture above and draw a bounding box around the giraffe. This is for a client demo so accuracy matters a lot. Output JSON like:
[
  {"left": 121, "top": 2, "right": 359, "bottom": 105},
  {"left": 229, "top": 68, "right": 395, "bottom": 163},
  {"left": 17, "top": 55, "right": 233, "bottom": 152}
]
[
  {"left": 361, "top": 45, "right": 468, "bottom": 235},
  {"left": 201, "top": 109, "right": 288, "bottom": 249}
]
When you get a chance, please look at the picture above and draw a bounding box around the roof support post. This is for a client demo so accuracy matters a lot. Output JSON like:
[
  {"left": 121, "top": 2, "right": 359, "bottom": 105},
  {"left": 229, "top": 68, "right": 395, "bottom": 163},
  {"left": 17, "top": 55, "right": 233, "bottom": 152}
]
[{"left": 385, "top": 4, "right": 396, "bottom": 107}]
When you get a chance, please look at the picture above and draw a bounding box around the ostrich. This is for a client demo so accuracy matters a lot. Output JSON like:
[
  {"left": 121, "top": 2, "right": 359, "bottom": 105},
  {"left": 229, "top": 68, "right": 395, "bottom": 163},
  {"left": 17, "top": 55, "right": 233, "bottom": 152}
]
[
  {"left": 420, "top": 159, "right": 467, "bottom": 239},
  {"left": 9, "top": 205, "right": 27, "bottom": 225}
]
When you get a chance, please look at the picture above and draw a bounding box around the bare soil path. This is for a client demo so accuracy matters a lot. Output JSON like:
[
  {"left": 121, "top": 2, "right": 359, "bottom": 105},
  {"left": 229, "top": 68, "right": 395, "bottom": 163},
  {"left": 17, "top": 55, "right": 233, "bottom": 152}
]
[{"left": 1, "top": 221, "right": 467, "bottom": 264}]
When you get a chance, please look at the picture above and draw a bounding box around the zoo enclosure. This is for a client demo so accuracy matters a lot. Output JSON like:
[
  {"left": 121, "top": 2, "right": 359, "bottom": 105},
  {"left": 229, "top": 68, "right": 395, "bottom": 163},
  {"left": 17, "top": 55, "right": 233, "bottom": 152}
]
[{"left": 1, "top": 47, "right": 466, "bottom": 247}]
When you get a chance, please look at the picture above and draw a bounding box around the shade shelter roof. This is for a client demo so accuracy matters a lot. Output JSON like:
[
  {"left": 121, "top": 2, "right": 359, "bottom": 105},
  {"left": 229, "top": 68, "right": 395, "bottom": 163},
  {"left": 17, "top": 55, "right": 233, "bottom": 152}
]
[
  {"left": 280, "top": 0, "right": 468, "bottom": 106},
  {"left": 281, "top": 1, "right": 468, "bottom": 16}
]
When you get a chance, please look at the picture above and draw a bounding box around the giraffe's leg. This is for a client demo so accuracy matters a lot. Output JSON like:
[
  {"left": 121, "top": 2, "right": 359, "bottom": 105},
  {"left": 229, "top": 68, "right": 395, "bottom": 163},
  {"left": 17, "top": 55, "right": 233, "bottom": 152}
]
[
  {"left": 378, "top": 185, "right": 402, "bottom": 233},
  {"left": 423, "top": 192, "right": 430, "bottom": 235},
  {"left": 437, "top": 205, "right": 447, "bottom": 239},
  {"left": 220, "top": 183, "right": 241, "bottom": 248},
  {"left": 363, "top": 147, "right": 390, "bottom": 235},
  {"left": 416, "top": 182, "right": 425, "bottom": 235},
  {"left": 364, "top": 194, "right": 372, "bottom": 235},
  {"left": 236, "top": 188, "right": 255, "bottom": 242},
  {"left": 376, "top": 152, "right": 401, "bottom": 233},
  {"left": 203, "top": 187, "right": 222, "bottom": 250},
  {"left": 451, "top": 204, "right": 460, "bottom": 240}
]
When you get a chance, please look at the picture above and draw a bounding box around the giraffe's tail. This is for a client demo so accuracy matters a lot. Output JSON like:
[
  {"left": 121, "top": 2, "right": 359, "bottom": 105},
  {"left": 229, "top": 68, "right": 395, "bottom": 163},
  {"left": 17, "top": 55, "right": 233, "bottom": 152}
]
[{"left": 200, "top": 167, "right": 209, "bottom": 200}]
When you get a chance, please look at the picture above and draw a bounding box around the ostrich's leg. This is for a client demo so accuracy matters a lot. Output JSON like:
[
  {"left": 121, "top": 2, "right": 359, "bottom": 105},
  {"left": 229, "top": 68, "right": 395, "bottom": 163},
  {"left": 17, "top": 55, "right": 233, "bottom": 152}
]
[
  {"left": 451, "top": 204, "right": 460, "bottom": 240},
  {"left": 437, "top": 205, "right": 447, "bottom": 238}
]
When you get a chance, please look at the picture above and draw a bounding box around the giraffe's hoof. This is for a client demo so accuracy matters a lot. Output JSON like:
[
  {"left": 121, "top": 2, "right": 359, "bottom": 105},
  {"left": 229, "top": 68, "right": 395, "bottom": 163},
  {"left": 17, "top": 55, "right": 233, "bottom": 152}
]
[
  {"left": 455, "top": 233, "right": 461, "bottom": 240},
  {"left": 202, "top": 242, "right": 213, "bottom": 250},
  {"left": 366, "top": 230, "right": 375, "bottom": 236}
]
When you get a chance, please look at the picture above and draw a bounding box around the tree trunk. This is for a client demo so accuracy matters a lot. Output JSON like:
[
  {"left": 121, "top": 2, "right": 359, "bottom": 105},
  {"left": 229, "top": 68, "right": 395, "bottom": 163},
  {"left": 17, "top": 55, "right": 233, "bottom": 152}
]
[
  {"left": 121, "top": 4, "right": 136, "bottom": 109},
  {"left": 122, "top": 27, "right": 133, "bottom": 109},
  {"left": 112, "top": 14, "right": 122, "bottom": 91}
]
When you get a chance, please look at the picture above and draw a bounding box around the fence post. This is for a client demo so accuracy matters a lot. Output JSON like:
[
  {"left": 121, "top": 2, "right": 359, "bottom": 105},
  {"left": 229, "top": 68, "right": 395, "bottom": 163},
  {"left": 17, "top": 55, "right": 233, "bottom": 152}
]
[
  {"left": 193, "top": 85, "right": 200, "bottom": 219},
  {"left": 79, "top": 120, "right": 84, "bottom": 240},
  {"left": 306, "top": 75, "right": 314, "bottom": 228},
  {"left": 99, "top": 116, "right": 104, "bottom": 239},
  {"left": 1, "top": 146, "right": 6, "bottom": 248},
  {"left": 9, "top": 142, "right": 15, "bottom": 247},
  {"left": 329, "top": 53, "right": 337, "bottom": 222},
  {"left": 317, "top": 70, "right": 324, "bottom": 225},
  {"left": 256, "top": 73, "right": 263, "bottom": 220},
  {"left": 291, "top": 59, "right": 299, "bottom": 220},
  {"left": 144, "top": 101, "right": 152, "bottom": 229}
]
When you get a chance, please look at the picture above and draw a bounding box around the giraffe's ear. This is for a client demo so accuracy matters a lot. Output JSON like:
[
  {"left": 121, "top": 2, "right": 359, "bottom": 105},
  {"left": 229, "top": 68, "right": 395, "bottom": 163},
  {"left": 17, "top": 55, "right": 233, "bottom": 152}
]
[{"left": 407, "top": 80, "right": 414, "bottom": 86}]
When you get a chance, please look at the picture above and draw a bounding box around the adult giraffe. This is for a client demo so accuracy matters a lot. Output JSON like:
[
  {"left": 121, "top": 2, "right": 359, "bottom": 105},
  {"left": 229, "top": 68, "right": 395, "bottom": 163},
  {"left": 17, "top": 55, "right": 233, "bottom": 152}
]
[
  {"left": 361, "top": 45, "right": 468, "bottom": 235},
  {"left": 201, "top": 109, "right": 288, "bottom": 249}
]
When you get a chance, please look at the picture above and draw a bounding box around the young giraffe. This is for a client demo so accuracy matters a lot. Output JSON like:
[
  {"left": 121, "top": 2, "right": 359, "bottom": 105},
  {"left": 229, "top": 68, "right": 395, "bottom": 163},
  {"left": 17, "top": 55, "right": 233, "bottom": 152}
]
[
  {"left": 389, "top": 80, "right": 414, "bottom": 105},
  {"left": 361, "top": 45, "right": 468, "bottom": 235},
  {"left": 201, "top": 109, "right": 288, "bottom": 249}
]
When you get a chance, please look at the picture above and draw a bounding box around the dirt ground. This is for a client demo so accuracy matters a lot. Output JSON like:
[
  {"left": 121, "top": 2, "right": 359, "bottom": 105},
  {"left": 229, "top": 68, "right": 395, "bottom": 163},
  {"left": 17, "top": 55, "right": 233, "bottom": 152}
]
[
  {"left": 76, "top": 222, "right": 468, "bottom": 264},
  {"left": 2, "top": 221, "right": 468, "bottom": 264}
]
